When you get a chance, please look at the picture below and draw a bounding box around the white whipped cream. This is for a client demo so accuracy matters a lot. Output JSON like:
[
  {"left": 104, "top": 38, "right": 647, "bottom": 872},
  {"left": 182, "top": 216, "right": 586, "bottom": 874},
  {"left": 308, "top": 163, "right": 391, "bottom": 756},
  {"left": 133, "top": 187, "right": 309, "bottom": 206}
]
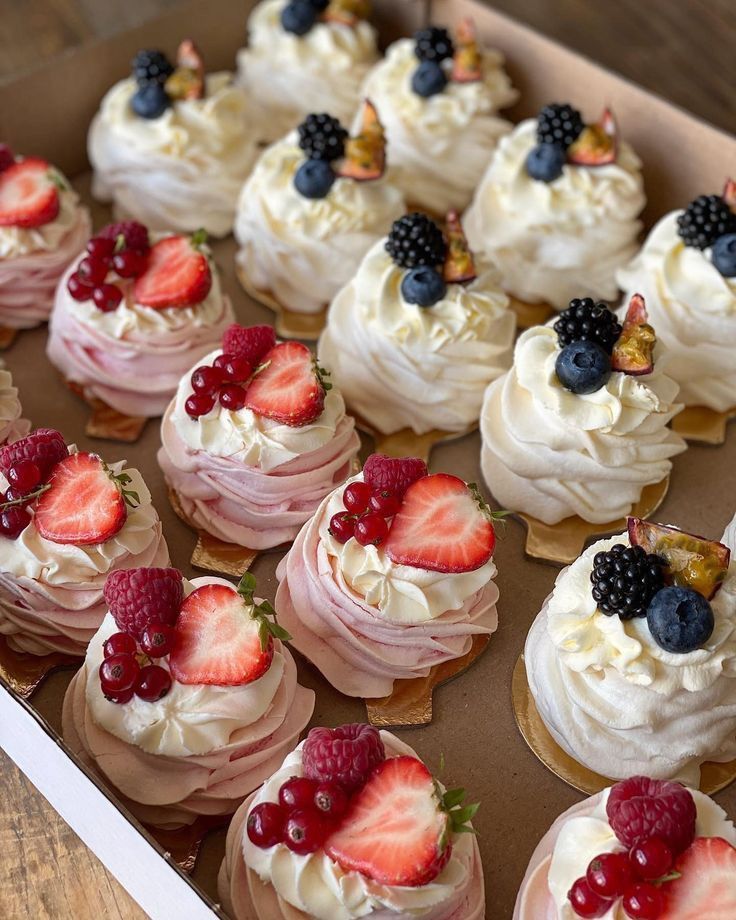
[
  {"left": 319, "top": 240, "right": 515, "bottom": 435},
  {"left": 724, "top": 513, "right": 736, "bottom": 556},
  {"left": 0, "top": 180, "right": 85, "bottom": 259},
  {"left": 617, "top": 210, "right": 736, "bottom": 412},
  {"left": 0, "top": 364, "right": 29, "bottom": 444},
  {"left": 359, "top": 37, "right": 517, "bottom": 213},
  {"left": 464, "top": 119, "right": 645, "bottom": 309}
]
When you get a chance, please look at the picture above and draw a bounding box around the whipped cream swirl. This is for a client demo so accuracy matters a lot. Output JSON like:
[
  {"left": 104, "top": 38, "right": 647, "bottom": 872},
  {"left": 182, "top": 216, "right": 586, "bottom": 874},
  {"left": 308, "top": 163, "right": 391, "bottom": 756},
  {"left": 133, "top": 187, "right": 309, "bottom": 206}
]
[{"left": 0, "top": 364, "right": 29, "bottom": 445}]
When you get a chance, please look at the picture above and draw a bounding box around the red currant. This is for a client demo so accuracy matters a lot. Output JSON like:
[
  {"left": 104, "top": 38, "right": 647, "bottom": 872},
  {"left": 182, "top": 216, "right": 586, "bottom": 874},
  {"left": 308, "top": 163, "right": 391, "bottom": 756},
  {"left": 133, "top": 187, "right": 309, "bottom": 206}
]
[
  {"left": 105, "top": 688, "right": 134, "bottom": 704},
  {"left": 586, "top": 851, "right": 633, "bottom": 899},
  {"left": 629, "top": 837, "right": 673, "bottom": 881},
  {"left": 278, "top": 776, "right": 317, "bottom": 811},
  {"left": 103, "top": 632, "right": 137, "bottom": 659},
  {"left": 2, "top": 487, "right": 25, "bottom": 503},
  {"left": 191, "top": 365, "right": 224, "bottom": 395},
  {"left": 112, "top": 249, "right": 147, "bottom": 279},
  {"left": 567, "top": 877, "right": 609, "bottom": 918},
  {"left": 139, "top": 622, "right": 176, "bottom": 658},
  {"left": 219, "top": 355, "right": 253, "bottom": 384},
  {"left": 67, "top": 271, "right": 94, "bottom": 302},
  {"left": 86, "top": 237, "right": 115, "bottom": 261},
  {"left": 78, "top": 256, "right": 109, "bottom": 286},
  {"left": 93, "top": 283, "right": 123, "bottom": 312},
  {"left": 313, "top": 781, "right": 348, "bottom": 821},
  {"left": 99, "top": 653, "right": 140, "bottom": 694},
  {"left": 328, "top": 512, "right": 355, "bottom": 544},
  {"left": 134, "top": 665, "right": 172, "bottom": 702},
  {"left": 185, "top": 392, "right": 216, "bottom": 419},
  {"left": 283, "top": 809, "right": 328, "bottom": 855},
  {"left": 0, "top": 505, "right": 31, "bottom": 539},
  {"left": 368, "top": 490, "right": 401, "bottom": 517},
  {"left": 343, "top": 481, "right": 372, "bottom": 514},
  {"left": 354, "top": 513, "right": 389, "bottom": 547},
  {"left": 247, "top": 802, "right": 285, "bottom": 848},
  {"left": 7, "top": 460, "right": 41, "bottom": 493},
  {"left": 219, "top": 384, "right": 247, "bottom": 411},
  {"left": 622, "top": 882, "right": 665, "bottom": 919}
]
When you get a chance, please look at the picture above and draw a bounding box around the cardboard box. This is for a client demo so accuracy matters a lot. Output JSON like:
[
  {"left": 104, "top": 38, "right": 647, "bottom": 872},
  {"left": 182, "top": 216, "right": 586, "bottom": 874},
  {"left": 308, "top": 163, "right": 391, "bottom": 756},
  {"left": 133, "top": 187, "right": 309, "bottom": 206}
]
[{"left": 1, "top": 1, "right": 735, "bottom": 918}]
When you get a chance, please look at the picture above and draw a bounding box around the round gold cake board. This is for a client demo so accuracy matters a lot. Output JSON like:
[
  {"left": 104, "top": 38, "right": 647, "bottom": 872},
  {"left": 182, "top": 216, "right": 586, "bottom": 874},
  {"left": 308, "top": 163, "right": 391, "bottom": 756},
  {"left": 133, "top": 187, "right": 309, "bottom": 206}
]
[
  {"left": 508, "top": 296, "right": 555, "bottom": 330},
  {"left": 517, "top": 475, "right": 670, "bottom": 566},
  {"left": 0, "top": 635, "right": 78, "bottom": 700},
  {"left": 512, "top": 654, "right": 736, "bottom": 795},
  {"left": 236, "top": 264, "right": 327, "bottom": 341},
  {"left": 64, "top": 378, "right": 147, "bottom": 443},
  {"left": 0, "top": 325, "right": 18, "bottom": 350},
  {"left": 672, "top": 405, "right": 736, "bottom": 445},
  {"left": 353, "top": 413, "right": 476, "bottom": 464}
]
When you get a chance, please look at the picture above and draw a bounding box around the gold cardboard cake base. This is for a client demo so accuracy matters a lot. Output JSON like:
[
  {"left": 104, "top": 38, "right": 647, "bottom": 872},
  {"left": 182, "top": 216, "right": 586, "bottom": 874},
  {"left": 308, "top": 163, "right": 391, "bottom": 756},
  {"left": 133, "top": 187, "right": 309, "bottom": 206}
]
[
  {"left": 508, "top": 296, "right": 555, "bottom": 330},
  {"left": 150, "top": 815, "right": 228, "bottom": 874},
  {"left": 65, "top": 379, "right": 147, "bottom": 443},
  {"left": 0, "top": 635, "right": 78, "bottom": 700},
  {"left": 512, "top": 655, "right": 736, "bottom": 795},
  {"left": 0, "top": 326, "right": 18, "bottom": 349},
  {"left": 365, "top": 634, "right": 490, "bottom": 727},
  {"left": 517, "top": 476, "right": 670, "bottom": 566},
  {"left": 672, "top": 405, "right": 736, "bottom": 445},
  {"left": 354, "top": 413, "right": 476, "bottom": 464},
  {"left": 236, "top": 264, "right": 327, "bottom": 341}
]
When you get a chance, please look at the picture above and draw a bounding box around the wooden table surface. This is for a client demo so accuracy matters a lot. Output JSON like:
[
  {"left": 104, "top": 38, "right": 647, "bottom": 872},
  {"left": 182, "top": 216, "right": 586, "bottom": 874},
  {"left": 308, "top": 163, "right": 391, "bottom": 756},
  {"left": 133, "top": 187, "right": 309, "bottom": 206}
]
[{"left": 0, "top": 2, "right": 734, "bottom": 919}]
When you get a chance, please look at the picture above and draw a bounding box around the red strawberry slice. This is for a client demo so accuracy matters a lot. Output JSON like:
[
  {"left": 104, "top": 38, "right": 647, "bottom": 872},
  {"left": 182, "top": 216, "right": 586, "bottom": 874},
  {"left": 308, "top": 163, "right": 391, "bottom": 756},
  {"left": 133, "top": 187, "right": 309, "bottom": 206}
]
[
  {"left": 363, "top": 454, "right": 427, "bottom": 497},
  {"left": 222, "top": 324, "right": 276, "bottom": 366},
  {"left": 133, "top": 232, "right": 212, "bottom": 308},
  {"left": 0, "top": 158, "right": 60, "bottom": 229},
  {"left": 34, "top": 452, "right": 128, "bottom": 545},
  {"left": 385, "top": 474, "right": 496, "bottom": 573},
  {"left": 244, "top": 342, "right": 326, "bottom": 427},
  {"left": 662, "top": 837, "right": 736, "bottom": 918}
]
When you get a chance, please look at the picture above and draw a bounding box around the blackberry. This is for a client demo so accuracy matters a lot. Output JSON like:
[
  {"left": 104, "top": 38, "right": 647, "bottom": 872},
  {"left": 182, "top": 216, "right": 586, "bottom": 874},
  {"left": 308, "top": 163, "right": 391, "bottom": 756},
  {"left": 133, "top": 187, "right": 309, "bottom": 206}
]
[
  {"left": 385, "top": 213, "right": 447, "bottom": 269},
  {"left": 414, "top": 27, "right": 454, "bottom": 64},
  {"left": 132, "top": 49, "right": 174, "bottom": 87},
  {"left": 308, "top": 0, "right": 329, "bottom": 9},
  {"left": 676, "top": 194, "right": 736, "bottom": 250},
  {"left": 536, "top": 103, "right": 584, "bottom": 149},
  {"left": 554, "top": 297, "right": 622, "bottom": 355},
  {"left": 297, "top": 113, "right": 348, "bottom": 162},
  {"left": 590, "top": 544, "right": 665, "bottom": 620}
]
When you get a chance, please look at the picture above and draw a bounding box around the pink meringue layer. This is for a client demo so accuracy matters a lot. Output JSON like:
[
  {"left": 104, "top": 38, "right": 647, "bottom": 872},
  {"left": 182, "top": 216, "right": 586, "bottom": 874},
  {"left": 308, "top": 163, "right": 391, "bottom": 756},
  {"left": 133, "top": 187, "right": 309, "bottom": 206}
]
[
  {"left": 0, "top": 415, "right": 30, "bottom": 446},
  {"left": 62, "top": 643, "right": 315, "bottom": 828},
  {"left": 158, "top": 404, "right": 360, "bottom": 551},
  {"left": 275, "top": 518, "right": 499, "bottom": 698},
  {"left": 0, "top": 208, "right": 91, "bottom": 329}
]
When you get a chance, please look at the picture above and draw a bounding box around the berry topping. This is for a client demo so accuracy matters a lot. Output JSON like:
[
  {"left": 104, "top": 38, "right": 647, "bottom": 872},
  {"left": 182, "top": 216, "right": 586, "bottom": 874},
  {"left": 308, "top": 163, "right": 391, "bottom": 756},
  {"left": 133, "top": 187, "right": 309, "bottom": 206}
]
[
  {"left": 622, "top": 882, "right": 665, "bottom": 920},
  {"left": 222, "top": 324, "right": 276, "bottom": 366},
  {"left": 385, "top": 474, "right": 496, "bottom": 573},
  {"left": 555, "top": 341, "right": 612, "bottom": 395},
  {"left": 363, "top": 454, "right": 428, "bottom": 497},
  {"left": 302, "top": 723, "right": 385, "bottom": 792},
  {"left": 99, "top": 653, "right": 140, "bottom": 695},
  {"left": 0, "top": 428, "right": 67, "bottom": 483},
  {"left": 661, "top": 836, "right": 736, "bottom": 918},
  {"left": 411, "top": 60, "right": 448, "bottom": 98},
  {"left": 677, "top": 194, "right": 736, "bottom": 250},
  {"left": 354, "top": 513, "right": 389, "bottom": 547},
  {"left": 536, "top": 103, "right": 585, "bottom": 149},
  {"left": 554, "top": 297, "right": 622, "bottom": 354},
  {"left": 0, "top": 144, "right": 15, "bottom": 172},
  {"left": 646, "top": 586, "right": 714, "bottom": 653},
  {"left": 67, "top": 273, "right": 95, "bottom": 302},
  {"left": 567, "top": 876, "right": 609, "bottom": 918},
  {"left": 98, "top": 220, "right": 150, "bottom": 253},
  {"left": 294, "top": 158, "right": 336, "bottom": 199},
  {"left": 281, "top": 0, "right": 317, "bottom": 36},
  {"left": 133, "top": 664, "right": 172, "bottom": 702},
  {"left": 78, "top": 256, "right": 109, "bottom": 286},
  {"left": 386, "top": 213, "right": 447, "bottom": 269},
  {"left": 713, "top": 232, "right": 736, "bottom": 277},
  {"left": 525, "top": 142, "right": 566, "bottom": 182},
  {"left": 414, "top": 27, "right": 454, "bottom": 63},
  {"left": 191, "top": 364, "right": 225, "bottom": 395},
  {"left": 104, "top": 567, "right": 183, "bottom": 640},
  {"left": 590, "top": 543, "right": 665, "bottom": 620},
  {"left": 112, "top": 248, "right": 147, "bottom": 279},
  {"left": 244, "top": 342, "right": 329, "bottom": 427},
  {"left": 132, "top": 49, "right": 174, "bottom": 86},
  {"left": 606, "top": 776, "right": 696, "bottom": 856},
  {"left": 86, "top": 236, "right": 116, "bottom": 261},
  {"left": 629, "top": 836, "right": 674, "bottom": 881},
  {"left": 343, "top": 481, "right": 372, "bottom": 514},
  {"left": 168, "top": 574, "right": 289, "bottom": 686},
  {"left": 247, "top": 802, "right": 286, "bottom": 848},
  {"left": 279, "top": 776, "right": 318, "bottom": 811},
  {"left": 298, "top": 113, "right": 348, "bottom": 163},
  {"left": 217, "top": 354, "right": 252, "bottom": 384},
  {"left": 401, "top": 265, "right": 447, "bottom": 307},
  {"left": 7, "top": 459, "right": 41, "bottom": 494},
  {"left": 586, "top": 851, "right": 634, "bottom": 899},
  {"left": 133, "top": 232, "right": 211, "bottom": 308},
  {"left": 611, "top": 293, "right": 656, "bottom": 376},
  {"left": 0, "top": 158, "right": 60, "bottom": 229},
  {"left": 92, "top": 283, "right": 123, "bottom": 313},
  {"left": 313, "top": 781, "right": 348, "bottom": 820},
  {"left": 0, "top": 505, "right": 31, "bottom": 539},
  {"left": 284, "top": 809, "right": 329, "bottom": 855},
  {"left": 103, "top": 632, "right": 137, "bottom": 659},
  {"left": 219, "top": 383, "right": 248, "bottom": 412},
  {"left": 185, "top": 392, "right": 217, "bottom": 419},
  {"left": 328, "top": 511, "right": 355, "bottom": 544},
  {"left": 131, "top": 83, "right": 171, "bottom": 119},
  {"left": 368, "top": 490, "right": 401, "bottom": 518},
  {"left": 139, "top": 621, "right": 176, "bottom": 658}
]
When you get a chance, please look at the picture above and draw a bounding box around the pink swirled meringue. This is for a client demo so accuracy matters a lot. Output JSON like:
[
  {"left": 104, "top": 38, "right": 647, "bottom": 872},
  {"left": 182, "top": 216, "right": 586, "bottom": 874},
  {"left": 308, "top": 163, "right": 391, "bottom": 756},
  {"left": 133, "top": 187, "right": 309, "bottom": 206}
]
[{"left": 0, "top": 364, "right": 30, "bottom": 445}]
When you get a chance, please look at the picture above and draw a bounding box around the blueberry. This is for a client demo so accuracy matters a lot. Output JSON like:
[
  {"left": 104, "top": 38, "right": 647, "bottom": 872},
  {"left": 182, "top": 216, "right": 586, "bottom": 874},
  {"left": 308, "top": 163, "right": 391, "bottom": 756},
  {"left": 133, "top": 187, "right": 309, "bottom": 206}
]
[
  {"left": 555, "top": 340, "right": 611, "bottom": 394},
  {"left": 646, "top": 586, "right": 714, "bottom": 653},
  {"left": 712, "top": 233, "right": 736, "bottom": 278},
  {"left": 130, "top": 83, "right": 171, "bottom": 119},
  {"left": 525, "top": 143, "right": 566, "bottom": 182},
  {"left": 281, "top": 0, "right": 316, "bottom": 35},
  {"left": 401, "top": 266, "right": 447, "bottom": 307},
  {"left": 294, "top": 159, "right": 336, "bottom": 199},
  {"left": 411, "top": 61, "right": 448, "bottom": 99}
]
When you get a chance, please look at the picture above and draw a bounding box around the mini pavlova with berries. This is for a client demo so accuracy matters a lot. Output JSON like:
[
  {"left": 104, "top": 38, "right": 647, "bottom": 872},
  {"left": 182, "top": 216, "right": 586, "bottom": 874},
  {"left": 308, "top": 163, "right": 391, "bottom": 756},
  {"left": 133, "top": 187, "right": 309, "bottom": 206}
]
[
  {"left": 0, "top": 428, "right": 168, "bottom": 656},
  {"left": 0, "top": 361, "right": 29, "bottom": 446},
  {"left": 47, "top": 220, "right": 233, "bottom": 428},
  {"left": 62, "top": 569, "right": 314, "bottom": 828},
  {"left": 514, "top": 774, "right": 736, "bottom": 920},
  {"left": 0, "top": 144, "right": 91, "bottom": 338},
  {"left": 219, "top": 721, "right": 485, "bottom": 920},
  {"left": 523, "top": 517, "right": 736, "bottom": 787},
  {"left": 275, "top": 453, "right": 501, "bottom": 708}
]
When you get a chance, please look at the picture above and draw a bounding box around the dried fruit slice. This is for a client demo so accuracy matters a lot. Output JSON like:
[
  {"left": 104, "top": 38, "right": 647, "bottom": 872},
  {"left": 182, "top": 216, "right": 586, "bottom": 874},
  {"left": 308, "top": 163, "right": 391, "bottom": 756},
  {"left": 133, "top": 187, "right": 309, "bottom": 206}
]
[
  {"left": 723, "top": 177, "right": 736, "bottom": 212},
  {"left": 323, "top": 0, "right": 371, "bottom": 27},
  {"left": 567, "top": 106, "right": 618, "bottom": 166},
  {"left": 335, "top": 100, "right": 386, "bottom": 182},
  {"left": 628, "top": 518, "right": 731, "bottom": 600},
  {"left": 451, "top": 18, "right": 482, "bottom": 83},
  {"left": 442, "top": 210, "right": 477, "bottom": 284},
  {"left": 165, "top": 39, "right": 204, "bottom": 100},
  {"left": 611, "top": 293, "right": 656, "bottom": 376}
]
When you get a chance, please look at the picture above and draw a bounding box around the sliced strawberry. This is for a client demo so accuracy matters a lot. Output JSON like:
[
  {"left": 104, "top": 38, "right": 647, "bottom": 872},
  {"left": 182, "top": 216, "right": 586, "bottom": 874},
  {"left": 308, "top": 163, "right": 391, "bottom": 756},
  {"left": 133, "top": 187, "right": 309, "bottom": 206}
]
[
  {"left": 133, "top": 232, "right": 212, "bottom": 308},
  {"left": 662, "top": 837, "right": 736, "bottom": 919},
  {"left": 34, "top": 453, "right": 129, "bottom": 546},
  {"left": 385, "top": 474, "right": 496, "bottom": 573},
  {"left": 244, "top": 342, "right": 326, "bottom": 427},
  {"left": 222, "top": 324, "right": 276, "bottom": 366},
  {"left": 0, "top": 158, "right": 60, "bottom": 229}
]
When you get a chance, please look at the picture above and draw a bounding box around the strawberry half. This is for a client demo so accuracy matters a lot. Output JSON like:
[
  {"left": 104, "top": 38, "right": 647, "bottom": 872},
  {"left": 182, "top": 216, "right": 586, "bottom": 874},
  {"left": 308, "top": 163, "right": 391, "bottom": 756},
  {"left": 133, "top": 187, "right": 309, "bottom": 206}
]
[
  {"left": 34, "top": 453, "right": 136, "bottom": 545},
  {"left": 133, "top": 231, "right": 212, "bottom": 308},
  {"left": 244, "top": 342, "right": 328, "bottom": 427},
  {"left": 0, "top": 158, "right": 60, "bottom": 229},
  {"left": 662, "top": 837, "right": 736, "bottom": 918},
  {"left": 385, "top": 474, "right": 496, "bottom": 573}
]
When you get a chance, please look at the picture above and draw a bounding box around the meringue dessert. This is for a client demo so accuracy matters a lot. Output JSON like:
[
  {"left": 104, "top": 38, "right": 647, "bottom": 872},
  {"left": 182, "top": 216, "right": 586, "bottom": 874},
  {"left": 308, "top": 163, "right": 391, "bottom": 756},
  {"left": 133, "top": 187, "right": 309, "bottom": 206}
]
[
  {"left": 525, "top": 517, "right": 736, "bottom": 786},
  {"left": 480, "top": 295, "right": 686, "bottom": 525},
  {"left": 63, "top": 570, "right": 314, "bottom": 828},
  {"left": 0, "top": 145, "right": 91, "bottom": 331},
  {"left": 617, "top": 180, "right": 736, "bottom": 413},
  {"left": 276, "top": 454, "right": 500, "bottom": 698},
  {"left": 234, "top": 103, "right": 405, "bottom": 317},
  {"left": 236, "top": 0, "right": 379, "bottom": 144},
  {"left": 47, "top": 220, "right": 233, "bottom": 419},
  {"left": 360, "top": 21, "right": 517, "bottom": 214},
  {"left": 0, "top": 429, "right": 168, "bottom": 656},
  {"left": 319, "top": 210, "right": 515, "bottom": 436},
  {"left": 0, "top": 362, "right": 29, "bottom": 446},
  {"left": 514, "top": 775, "right": 736, "bottom": 919},
  {"left": 159, "top": 323, "right": 360, "bottom": 551},
  {"left": 89, "top": 42, "right": 257, "bottom": 237},
  {"left": 465, "top": 103, "right": 645, "bottom": 311},
  {"left": 219, "top": 722, "right": 485, "bottom": 919}
]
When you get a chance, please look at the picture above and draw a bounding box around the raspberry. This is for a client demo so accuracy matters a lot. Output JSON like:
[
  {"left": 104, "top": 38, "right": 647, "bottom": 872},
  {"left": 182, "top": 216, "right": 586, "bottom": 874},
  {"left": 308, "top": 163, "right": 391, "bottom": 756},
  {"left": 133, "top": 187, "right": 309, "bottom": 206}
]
[
  {"left": 0, "top": 428, "right": 67, "bottom": 483},
  {"left": 536, "top": 103, "right": 585, "bottom": 148},
  {"left": 297, "top": 113, "right": 348, "bottom": 163},
  {"left": 385, "top": 213, "right": 447, "bottom": 269},
  {"left": 362, "top": 454, "right": 428, "bottom": 497},
  {"left": 606, "top": 776, "right": 696, "bottom": 856},
  {"left": 413, "top": 27, "right": 454, "bottom": 63},
  {"left": 302, "top": 723, "right": 386, "bottom": 793},
  {"left": 103, "top": 567, "right": 183, "bottom": 640},
  {"left": 222, "top": 324, "right": 276, "bottom": 366},
  {"left": 677, "top": 194, "right": 736, "bottom": 250},
  {"left": 98, "top": 220, "right": 150, "bottom": 254}
]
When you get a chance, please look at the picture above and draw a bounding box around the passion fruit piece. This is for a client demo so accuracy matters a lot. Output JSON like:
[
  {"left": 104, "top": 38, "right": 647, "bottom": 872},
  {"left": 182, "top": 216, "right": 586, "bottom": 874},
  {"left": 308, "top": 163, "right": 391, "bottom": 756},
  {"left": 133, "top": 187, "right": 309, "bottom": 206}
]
[
  {"left": 628, "top": 517, "right": 731, "bottom": 600},
  {"left": 323, "top": 0, "right": 371, "bottom": 27},
  {"left": 452, "top": 17, "right": 483, "bottom": 83},
  {"left": 611, "top": 293, "right": 655, "bottom": 376},
  {"left": 442, "top": 209, "right": 477, "bottom": 284},
  {"left": 335, "top": 99, "right": 385, "bottom": 182},
  {"left": 567, "top": 106, "right": 617, "bottom": 166},
  {"left": 165, "top": 39, "right": 205, "bottom": 101},
  {"left": 723, "top": 177, "right": 736, "bottom": 212}
]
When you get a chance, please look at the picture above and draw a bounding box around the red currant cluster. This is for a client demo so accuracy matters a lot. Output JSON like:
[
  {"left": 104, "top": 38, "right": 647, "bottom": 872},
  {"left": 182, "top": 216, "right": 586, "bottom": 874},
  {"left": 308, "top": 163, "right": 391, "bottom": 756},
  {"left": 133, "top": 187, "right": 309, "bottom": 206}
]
[
  {"left": 185, "top": 353, "right": 254, "bottom": 419},
  {"left": 0, "top": 457, "right": 48, "bottom": 538},
  {"left": 247, "top": 775, "right": 348, "bottom": 855},
  {"left": 99, "top": 623, "right": 175, "bottom": 704},
  {"left": 67, "top": 221, "right": 150, "bottom": 312},
  {"left": 328, "top": 480, "right": 402, "bottom": 548},
  {"left": 568, "top": 836, "right": 675, "bottom": 919}
]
